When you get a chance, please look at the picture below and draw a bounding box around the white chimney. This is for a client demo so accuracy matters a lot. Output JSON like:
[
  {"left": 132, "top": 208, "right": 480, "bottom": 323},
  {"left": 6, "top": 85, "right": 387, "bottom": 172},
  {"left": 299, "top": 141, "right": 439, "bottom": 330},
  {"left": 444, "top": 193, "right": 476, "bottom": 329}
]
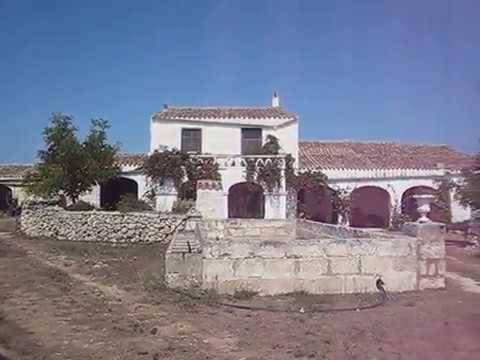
[{"left": 272, "top": 91, "right": 280, "bottom": 107}]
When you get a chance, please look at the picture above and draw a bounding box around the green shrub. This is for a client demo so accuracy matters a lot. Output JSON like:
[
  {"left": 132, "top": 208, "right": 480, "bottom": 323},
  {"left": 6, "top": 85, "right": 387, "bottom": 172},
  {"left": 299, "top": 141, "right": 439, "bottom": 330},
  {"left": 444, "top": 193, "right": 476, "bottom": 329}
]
[
  {"left": 233, "top": 289, "right": 258, "bottom": 300},
  {"left": 65, "top": 200, "right": 95, "bottom": 211},
  {"left": 116, "top": 194, "right": 152, "bottom": 212},
  {"left": 390, "top": 210, "right": 412, "bottom": 231},
  {"left": 141, "top": 271, "right": 165, "bottom": 292},
  {"left": 171, "top": 199, "right": 194, "bottom": 214}
]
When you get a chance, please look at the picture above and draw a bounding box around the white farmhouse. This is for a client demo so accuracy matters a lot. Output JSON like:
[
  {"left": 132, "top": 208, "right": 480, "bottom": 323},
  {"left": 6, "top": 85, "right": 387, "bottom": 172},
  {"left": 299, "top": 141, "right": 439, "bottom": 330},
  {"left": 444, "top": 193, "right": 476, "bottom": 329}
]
[
  {"left": 0, "top": 93, "right": 474, "bottom": 227},
  {"left": 148, "top": 92, "right": 297, "bottom": 218}
]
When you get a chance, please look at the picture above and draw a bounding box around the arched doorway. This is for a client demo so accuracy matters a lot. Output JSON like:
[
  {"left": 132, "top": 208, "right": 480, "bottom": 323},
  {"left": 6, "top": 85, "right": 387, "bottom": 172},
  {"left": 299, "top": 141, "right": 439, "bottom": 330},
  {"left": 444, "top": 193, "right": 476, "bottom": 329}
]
[
  {"left": 100, "top": 177, "right": 138, "bottom": 209},
  {"left": 228, "top": 182, "right": 264, "bottom": 218},
  {"left": 297, "top": 186, "right": 338, "bottom": 224},
  {"left": 0, "top": 185, "right": 12, "bottom": 211},
  {"left": 401, "top": 186, "right": 450, "bottom": 223},
  {"left": 350, "top": 186, "right": 391, "bottom": 228}
]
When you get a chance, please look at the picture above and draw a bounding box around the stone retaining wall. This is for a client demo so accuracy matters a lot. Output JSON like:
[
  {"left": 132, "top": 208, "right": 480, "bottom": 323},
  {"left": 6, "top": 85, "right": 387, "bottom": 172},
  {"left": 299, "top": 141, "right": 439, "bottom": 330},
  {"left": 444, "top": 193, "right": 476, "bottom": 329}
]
[
  {"left": 297, "top": 219, "right": 373, "bottom": 239},
  {"left": 20, "top": 205, "right": 190, "bottom": 243},
  {"left": 199, "top": 218, "right": 296, "bottom": 242},
  {"left": 166, "top": 219, "right": 446, "bottom": 295}
]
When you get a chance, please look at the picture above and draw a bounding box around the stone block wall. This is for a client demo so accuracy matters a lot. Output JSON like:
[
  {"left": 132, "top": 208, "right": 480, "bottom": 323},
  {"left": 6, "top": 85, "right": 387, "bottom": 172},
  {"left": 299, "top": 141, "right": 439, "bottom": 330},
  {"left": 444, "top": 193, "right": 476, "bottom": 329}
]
[
  {"left": 297, "top": 219, "right": 373, "bottom": 239},
  {"left": 20, "top": 205, "right": 189, "bottom": 243},
  {"left": 165, "top": 219, "right": 446, "bottom": 296},
  {"left": 199, "top": 218, "right": 296, "bottom": 242},
  {"left": 403, "top": 222, "right": 446, "bottom": 290},
  {"left": 200, "top": 232, "right": 418, "bottom": 295}
]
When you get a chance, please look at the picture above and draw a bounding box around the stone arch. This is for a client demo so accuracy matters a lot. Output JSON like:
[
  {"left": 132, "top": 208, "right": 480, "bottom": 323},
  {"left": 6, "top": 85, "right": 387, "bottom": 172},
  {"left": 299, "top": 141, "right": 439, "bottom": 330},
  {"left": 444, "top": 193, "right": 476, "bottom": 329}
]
[
  {"left": 0, "top": 184, "right": 12, "bottom": 211},
  {"left": 297, "top": 186, "right": 338, "bottom": 224},
  {"left": 100, "top": 177, "right": 138, "bottom": 209},
  {"left": 228, "top": 182, "right": 264, "bottom": 219},
  {"left": 350, "top": 186, "right": 391, "bottom": 228},
  {"left": 401, "top": 186, "right": 450, "bottom": 223}
]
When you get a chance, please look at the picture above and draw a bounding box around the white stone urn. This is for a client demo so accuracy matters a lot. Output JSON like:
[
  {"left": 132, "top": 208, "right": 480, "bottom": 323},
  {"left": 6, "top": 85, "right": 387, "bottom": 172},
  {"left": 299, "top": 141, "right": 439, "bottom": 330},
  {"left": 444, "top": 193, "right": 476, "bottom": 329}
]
[{"left": 413, "top": 194, "right": 435, "bottom": 223}]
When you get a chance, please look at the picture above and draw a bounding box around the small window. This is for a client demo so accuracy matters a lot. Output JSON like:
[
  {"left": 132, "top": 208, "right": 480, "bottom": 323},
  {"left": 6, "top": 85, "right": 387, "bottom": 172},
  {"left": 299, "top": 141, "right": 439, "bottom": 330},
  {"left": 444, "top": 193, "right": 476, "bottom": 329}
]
[
  {"left": 181, "top": 128, "right": 202, "bottom": 153},
  {"left": 241, "top": 128, "right": 262, "bottom": 155}
]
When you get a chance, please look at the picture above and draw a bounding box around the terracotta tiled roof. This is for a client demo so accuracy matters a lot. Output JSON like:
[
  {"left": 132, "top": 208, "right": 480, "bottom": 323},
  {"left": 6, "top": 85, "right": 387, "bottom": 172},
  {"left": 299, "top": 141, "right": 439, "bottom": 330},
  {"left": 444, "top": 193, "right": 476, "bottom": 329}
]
[
  {"left": 299, "top": 141, "right": 473, "bottom": 170},
  {"left": 115, "top": 153, "right": 146, "bottom": 167},
  {"left": 152, "top": 106, "right": 297, "bottom": 127},
  {"left": 0, "top": 164, "right": 34, "bottom": 178},
  {"left": 0, "top": 154, "right": 145, "bottom": 178}
]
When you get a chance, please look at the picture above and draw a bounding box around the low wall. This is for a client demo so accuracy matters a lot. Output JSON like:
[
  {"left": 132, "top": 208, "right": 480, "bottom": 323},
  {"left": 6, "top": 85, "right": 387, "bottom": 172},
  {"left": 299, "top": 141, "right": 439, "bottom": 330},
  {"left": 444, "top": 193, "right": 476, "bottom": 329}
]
[
  {"left": 20, "top": 205, "right": 190, "bottom": 243},
  {"left": 297, "top": 219, "right": 373, "bottom": 239},
  {"left": 166, "top": 219, "right": 446, "bottom": 295},
  {"left": 0, "top": 217, "right": 17, "bottom": 232}
]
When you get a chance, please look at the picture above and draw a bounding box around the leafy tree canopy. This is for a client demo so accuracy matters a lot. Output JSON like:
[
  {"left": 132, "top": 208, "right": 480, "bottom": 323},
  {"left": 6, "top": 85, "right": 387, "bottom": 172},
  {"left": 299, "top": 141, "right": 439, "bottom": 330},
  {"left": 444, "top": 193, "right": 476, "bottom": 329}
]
[
  {"left": 456, "top": 153, "right": 480, "bottom": 210},
  {"left": 23, "top": 113, "right": 119, "bottom": 203}
]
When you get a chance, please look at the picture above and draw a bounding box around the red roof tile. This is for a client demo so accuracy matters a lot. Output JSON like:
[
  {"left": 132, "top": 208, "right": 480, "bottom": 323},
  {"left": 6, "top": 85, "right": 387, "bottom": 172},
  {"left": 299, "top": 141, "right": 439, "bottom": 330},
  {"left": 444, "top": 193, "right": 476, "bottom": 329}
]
[
  {"left": 0, "top": 164, "right": 33, "bottom": 178},
  {"left": 299, "top": 141, "right": 473, "bottom": 170},
  {"left": 153, "top": 106, "right": 297, "bottom": 127},
  {"left": 115, "top": 153, "right": 145, "bottom": 167}
]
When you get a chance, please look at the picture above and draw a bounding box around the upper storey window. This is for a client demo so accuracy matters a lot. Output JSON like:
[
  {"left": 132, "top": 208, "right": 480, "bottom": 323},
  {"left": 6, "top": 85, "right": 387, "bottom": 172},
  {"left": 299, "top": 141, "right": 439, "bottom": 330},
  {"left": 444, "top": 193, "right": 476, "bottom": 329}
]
[
  {"left": 241, "top": 128, "right": 262, "bottom": 155},
  {"left": 181, "top": 128, "right": 202, "bottom": 153}
]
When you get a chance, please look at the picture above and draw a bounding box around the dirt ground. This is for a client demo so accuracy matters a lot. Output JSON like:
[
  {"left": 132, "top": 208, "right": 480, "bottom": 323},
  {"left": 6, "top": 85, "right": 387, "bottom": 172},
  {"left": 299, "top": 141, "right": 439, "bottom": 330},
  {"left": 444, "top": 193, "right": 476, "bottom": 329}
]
[{"left": 1, "top": 231, "right": 480, "bottom": 360}]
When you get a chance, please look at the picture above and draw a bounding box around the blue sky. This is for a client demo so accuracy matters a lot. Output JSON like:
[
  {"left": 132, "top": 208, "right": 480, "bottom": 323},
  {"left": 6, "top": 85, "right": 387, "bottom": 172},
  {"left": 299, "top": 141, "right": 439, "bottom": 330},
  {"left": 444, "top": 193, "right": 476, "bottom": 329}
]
[{"left": 1, "top": 0, "right": 479, "bottom": 163}]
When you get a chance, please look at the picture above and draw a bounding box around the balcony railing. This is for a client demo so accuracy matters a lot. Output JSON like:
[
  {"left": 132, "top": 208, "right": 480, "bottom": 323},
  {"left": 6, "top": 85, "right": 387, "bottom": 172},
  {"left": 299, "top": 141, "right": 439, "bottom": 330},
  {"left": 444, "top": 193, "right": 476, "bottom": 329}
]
[{"left": 194, "top": 154, "right": 287, "bottom": 170}]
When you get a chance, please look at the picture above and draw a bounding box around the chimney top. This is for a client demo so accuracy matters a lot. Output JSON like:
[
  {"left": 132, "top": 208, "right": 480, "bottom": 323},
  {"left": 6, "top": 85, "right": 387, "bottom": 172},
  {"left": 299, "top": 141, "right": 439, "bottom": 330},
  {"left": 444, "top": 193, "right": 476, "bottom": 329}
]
[{"left": 272, "top": 91, "right": 280, "bottom": 108}]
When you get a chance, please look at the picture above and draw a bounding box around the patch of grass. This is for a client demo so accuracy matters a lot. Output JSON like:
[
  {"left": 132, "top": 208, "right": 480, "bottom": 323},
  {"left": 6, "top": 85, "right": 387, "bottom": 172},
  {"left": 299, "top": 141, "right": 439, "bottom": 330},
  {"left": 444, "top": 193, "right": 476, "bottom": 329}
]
[
  {"left": 48, "top": 240, "right": 120, "bottom": 258},
  {"left": 141, "top": 271, "right": 165, "bottom": 292},
  {"left": 233, "top": 289, "right": 258, "bottom": 300},
  {"left": 287, "top": 290, "right": 311, "bottom": 297}
]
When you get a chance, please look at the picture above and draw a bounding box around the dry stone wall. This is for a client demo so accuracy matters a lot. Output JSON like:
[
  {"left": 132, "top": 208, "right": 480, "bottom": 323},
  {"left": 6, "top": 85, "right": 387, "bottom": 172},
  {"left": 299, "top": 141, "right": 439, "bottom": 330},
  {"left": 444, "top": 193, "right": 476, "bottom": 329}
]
[{"left": 20, "top": 205, "right": 189, "bottom": 244}]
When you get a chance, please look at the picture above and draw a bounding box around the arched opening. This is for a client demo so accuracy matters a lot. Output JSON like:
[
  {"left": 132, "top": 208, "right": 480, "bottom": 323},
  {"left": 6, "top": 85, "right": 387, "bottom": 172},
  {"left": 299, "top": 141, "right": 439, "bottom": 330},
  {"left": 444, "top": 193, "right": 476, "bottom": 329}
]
[
  {"left": 350, "top": 186, "right": 391, "bottom": 228},
  {"left": 0, "top": 185, "right": 13, "bottom": 211},
  {"left": 401, "top": 186, "right": 450, "bottom": 223},
  {"left": 100, "top": 177, "right": 138, "bottom": 210},
  {"left": 297, "top": 186, "right": 338, "bottom": 224},
  {"left": 228, "top": 182, "right": 264, "bottom": 219}
]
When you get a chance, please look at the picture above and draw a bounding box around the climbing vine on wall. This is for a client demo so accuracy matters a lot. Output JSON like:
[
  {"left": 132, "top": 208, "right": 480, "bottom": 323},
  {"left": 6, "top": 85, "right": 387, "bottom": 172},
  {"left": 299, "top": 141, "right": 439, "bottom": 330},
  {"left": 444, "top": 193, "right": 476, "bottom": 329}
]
[
  {"left": 142, "top": 149, "right": 220, "bottom": 200},
  {"left": 434, "top": 175, "right": 455, "bottom": 223},
  {"left": 245, "top": 135, "right": 329, "bottom": 194},
  {"left": 244, "top": 135, "right": 284, "bottom": 192}
]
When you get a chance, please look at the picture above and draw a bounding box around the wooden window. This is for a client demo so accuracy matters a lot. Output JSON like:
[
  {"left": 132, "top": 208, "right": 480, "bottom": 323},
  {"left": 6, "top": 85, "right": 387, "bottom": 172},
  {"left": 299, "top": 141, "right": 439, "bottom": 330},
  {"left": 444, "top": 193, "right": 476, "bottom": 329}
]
[
  {"left": 181, "top": 128, "right": 202, "bottom": 153},
  {"left": 241, "top": 128, "right": 262, "bottom": 155}
]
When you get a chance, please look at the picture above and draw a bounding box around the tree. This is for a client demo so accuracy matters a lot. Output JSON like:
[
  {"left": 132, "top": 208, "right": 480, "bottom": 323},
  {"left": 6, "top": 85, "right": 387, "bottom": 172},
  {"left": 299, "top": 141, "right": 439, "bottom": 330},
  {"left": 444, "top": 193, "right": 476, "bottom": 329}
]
[
  {"left": 23, "top": 113, "right": 119, "bottom": 203},
  {"left": 456, "top": 153, "right": 480, "bottom": 210}
]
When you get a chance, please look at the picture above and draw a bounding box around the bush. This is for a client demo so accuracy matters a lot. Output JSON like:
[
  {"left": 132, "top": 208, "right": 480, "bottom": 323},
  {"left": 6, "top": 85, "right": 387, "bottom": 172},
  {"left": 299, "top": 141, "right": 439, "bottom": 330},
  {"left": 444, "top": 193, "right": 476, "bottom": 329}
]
[
  {"left": 233, "top": 289, "right": 258, "bottom": 300},
  {"left": 116, "top": 194, "right": 152, "bottom": 212},
  {"left": 171, "top": 199, "right": 194, "bottom": 214},
  {"left": 390, "top": 210, "right": 412, "bottom": 231},
  {"left": 65, "top": 200, "right": 95, "bottom": 211}
]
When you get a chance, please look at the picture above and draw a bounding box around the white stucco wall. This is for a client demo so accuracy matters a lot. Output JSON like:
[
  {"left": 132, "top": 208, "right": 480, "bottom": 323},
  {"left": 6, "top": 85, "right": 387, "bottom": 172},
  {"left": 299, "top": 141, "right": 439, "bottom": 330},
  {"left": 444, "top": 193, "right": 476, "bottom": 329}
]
[
  {"left": 150, "top": 118, "right": 298, "bottom": 158},
  {"left": 321, "top": 168, "right": 471, "bottom": 223},
  {"left": 80, "top": 164, "right": 148, "bottom": 208},
  {"left": 149, "top": 116, "right": 295, "bottom": 218}
]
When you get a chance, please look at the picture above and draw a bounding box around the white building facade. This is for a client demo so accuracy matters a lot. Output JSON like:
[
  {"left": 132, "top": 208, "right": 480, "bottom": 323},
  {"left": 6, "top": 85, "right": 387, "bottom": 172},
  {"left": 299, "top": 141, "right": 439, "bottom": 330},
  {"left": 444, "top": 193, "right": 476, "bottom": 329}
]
[
  {"left": 0, "top": 94, "right": 474, "bottom": 225},
  {"left": 149, "top": 93, "right": 298, "bottom": 219}
]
